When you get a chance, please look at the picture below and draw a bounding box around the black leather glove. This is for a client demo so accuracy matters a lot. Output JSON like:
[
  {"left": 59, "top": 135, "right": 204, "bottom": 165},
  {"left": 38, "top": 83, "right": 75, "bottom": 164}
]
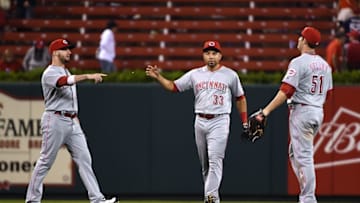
[{"left": 247, "top": 109, "right": 267, "bottom": 142}]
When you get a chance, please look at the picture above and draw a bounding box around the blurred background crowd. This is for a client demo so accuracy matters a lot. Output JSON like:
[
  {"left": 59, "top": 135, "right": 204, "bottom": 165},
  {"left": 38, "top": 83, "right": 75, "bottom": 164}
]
[{"left": 0, "top": 0, "right": 359, "bottom": 73}]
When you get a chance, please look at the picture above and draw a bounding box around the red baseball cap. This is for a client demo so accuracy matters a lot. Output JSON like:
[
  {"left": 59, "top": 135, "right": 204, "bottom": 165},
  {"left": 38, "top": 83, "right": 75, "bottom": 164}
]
[
  {"left": 49, "top": 38, "right": 75, "bottom": 53},
  {"left": 301, "top": 26, "right": 321, "bottom": 46},
  {"left": 203, "top": 40, "right": 222, "bottom": 52}
]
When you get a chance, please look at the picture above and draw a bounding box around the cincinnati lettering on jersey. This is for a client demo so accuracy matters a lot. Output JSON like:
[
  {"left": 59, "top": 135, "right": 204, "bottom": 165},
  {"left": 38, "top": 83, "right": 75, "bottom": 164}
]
[{"left": 195, "top": 81, "right": 228, "bottom": 93}]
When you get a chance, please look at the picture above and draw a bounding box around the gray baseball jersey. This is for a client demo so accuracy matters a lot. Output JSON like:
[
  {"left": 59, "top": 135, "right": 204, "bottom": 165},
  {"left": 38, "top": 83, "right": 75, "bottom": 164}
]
[
  {"left": 283, "top": 53, "right": 333, "bottom": 107},
  {"left": 174, "top": 65, "right": 244, "bottom": 203},
  {"left": 42, "top": 65, "right": 78, "bottom": 112},
  {"left": 25, "top": 65, "right": 107, "bottom": 203},
  {"left": 174, "top": 65, "right": 245, "bottom": 114},
  {"left": 284, "top": 53, "right": 333, "bottom": 203}
]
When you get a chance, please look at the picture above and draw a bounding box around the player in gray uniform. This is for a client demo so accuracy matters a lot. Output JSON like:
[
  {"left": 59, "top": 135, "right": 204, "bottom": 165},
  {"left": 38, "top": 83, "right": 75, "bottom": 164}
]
[
  {"left": 146, "top": 41, "right": 248, "bottom": 203},
  {"left": 258, "top": 27, "right": 333, "bottom": 203},
  {"left": 25, "top": 39, "right": 117, "bottom": 203}
]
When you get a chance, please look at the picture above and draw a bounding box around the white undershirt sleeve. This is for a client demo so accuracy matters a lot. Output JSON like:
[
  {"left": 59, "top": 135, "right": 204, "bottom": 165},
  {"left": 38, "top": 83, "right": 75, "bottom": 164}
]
[{"left": 67, "top": 75, "right": 75, "bottom": 85}]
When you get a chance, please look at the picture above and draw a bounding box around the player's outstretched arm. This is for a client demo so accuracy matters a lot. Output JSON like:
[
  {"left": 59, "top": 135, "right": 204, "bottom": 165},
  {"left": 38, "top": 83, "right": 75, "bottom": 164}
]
[
  {"left": 145, "top": 65, "right": 175, "bottom": 91},
  {"left": 74, "top": 73, "right": 107, "bottom": 84},
  {"left": 262, "top": 90, "right": 287, "bottom": 116}
]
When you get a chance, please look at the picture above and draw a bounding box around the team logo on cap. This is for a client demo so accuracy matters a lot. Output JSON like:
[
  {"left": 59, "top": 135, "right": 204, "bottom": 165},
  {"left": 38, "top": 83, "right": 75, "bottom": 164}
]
[
  {"left": 208, "top": 41, "right": 216, "bottom": 47},
  {"left": 63, "top": 40, "right": 69, "bottom": 45}
]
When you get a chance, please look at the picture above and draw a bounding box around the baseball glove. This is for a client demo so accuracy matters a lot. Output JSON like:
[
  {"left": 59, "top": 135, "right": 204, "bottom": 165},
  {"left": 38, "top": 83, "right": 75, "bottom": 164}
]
[{"left": 247, "top": 109, "right": 267, "bottom": 142}]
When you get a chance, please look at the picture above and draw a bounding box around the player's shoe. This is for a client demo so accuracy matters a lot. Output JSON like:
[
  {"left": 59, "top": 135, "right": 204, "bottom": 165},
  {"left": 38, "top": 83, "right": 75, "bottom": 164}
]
[
  {"left": 205, "top": 195, "right": 215, "bottom": 203},
  {"left": 100, "top": 197, "right": 118, "bottom": 203}
]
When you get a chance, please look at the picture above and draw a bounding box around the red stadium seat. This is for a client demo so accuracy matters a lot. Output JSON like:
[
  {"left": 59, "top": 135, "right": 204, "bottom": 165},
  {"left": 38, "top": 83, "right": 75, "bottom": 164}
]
[
  {"left": 69, "top": 58, "right": 289, "bottom": 71},
  {"left": 3, "top": 0, "right": 337, "bottom": 71}
]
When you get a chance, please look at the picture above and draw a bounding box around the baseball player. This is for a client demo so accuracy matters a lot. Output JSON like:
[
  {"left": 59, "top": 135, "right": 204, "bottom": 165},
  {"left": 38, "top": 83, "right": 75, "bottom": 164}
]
[
  {"left": 145, "top": 41, "right": 248, "bottom": 203},
  {"left": 258, "top": 27, "right": 333, "bottom": 203},
  {"left": 25, "top": 38, "right": 117, "bottom": 203}
]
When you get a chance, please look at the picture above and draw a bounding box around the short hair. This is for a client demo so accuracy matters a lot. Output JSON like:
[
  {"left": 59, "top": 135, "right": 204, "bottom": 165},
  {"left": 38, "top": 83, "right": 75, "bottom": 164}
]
[{"left": 106, "top": 20, "right": 117, "bottom": 29}]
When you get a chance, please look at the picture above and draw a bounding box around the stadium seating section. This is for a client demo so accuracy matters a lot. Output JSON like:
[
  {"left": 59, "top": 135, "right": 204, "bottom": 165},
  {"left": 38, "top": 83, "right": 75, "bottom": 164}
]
[{"left": 1, "top": 0, "right": 337, "bottom": 71}]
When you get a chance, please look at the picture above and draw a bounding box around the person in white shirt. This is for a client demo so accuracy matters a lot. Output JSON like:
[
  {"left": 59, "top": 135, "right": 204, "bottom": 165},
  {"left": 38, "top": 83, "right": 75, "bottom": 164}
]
[{"left": 98, "top": 20, "right": 117, "bottom": 73}]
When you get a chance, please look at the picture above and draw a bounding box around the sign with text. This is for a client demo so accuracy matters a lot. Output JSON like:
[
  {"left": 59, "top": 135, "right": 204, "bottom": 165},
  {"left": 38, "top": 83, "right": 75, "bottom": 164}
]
[
  {"left": 0, "top": 91, "right": 73, "bottom": 189},
  {"left": 288, "top": 86, "right": 360, "bottom": 195}
]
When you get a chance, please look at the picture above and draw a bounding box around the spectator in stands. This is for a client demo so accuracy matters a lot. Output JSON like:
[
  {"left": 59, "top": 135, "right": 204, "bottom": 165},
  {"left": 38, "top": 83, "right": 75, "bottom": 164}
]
[
  {"left": 342, "top": 15, "right": 360, "bottom": 34},
  {"left": 15, "top": 0, "right": 36, "bottom": 19},
  {"left": 0, "top": 0, "right": 10, "bottom": 34},
  {"left": 326, "top": 31, "right": 347, "bottom": 72},
  {"left": 344, "top": 30, "right": 360, "bottom": 70},
  {"left": 0, "top": 48, "right": 23, "bottom": 72},
  {"left": 0, "top": 8, "right": 5, "bottom": 34},
  {"left": 0, "top": 0, "right": 10, "bottom": 10},
  {"left": 337, "top": 0, "right": 358, "bottom": 27},
  {"left": 339, "top": 0, "right": 360, "bottom": 33},
  {"left": 97, "top": 20, "right": 117, "bottom": 73},
  {"left": 23, "top": 39, "right": 51, "bottom": 71}
]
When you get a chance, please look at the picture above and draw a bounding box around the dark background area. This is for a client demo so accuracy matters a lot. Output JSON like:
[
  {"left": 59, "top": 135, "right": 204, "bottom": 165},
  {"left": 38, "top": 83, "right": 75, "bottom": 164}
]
[{"left": 0, "top": 83, "right": 288, "bottom": 199}]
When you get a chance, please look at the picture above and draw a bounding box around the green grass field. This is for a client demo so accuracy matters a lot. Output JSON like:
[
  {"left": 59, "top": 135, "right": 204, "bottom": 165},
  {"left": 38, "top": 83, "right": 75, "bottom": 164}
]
[
  {"left": 1, "top": 200, "right": 359, "bottom": 203},
  {"left": 0, "top": 201, "right": 299, "bottom": 203}
]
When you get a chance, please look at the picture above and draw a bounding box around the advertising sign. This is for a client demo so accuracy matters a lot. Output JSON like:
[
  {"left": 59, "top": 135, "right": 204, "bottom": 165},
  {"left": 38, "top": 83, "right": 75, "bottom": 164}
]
[
  {"left": 0, "top": 91, "right": 73, "bottom": 190},
  {"left": 288, "top": 86, "right": 360, "bottom": 195}
]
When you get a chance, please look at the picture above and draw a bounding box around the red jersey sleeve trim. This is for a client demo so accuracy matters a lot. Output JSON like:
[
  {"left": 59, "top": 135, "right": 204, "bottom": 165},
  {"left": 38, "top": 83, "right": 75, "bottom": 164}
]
[
  {"left": 56, "top": 76, "right": 68, "bottom": 87},
  {"left": 236, "top": 95, "right": 245, "bottom": 101},
  {"left": 172, "top": 83, "right": 179, "bottom": 92},
  {"left": 280, "top": 82, "right": 296, "bottom": 98}
]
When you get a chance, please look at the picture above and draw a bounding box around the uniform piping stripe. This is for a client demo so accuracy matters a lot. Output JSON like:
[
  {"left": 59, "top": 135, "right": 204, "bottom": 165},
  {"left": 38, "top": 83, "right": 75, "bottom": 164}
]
[{"left": 29, "top": 113, "right": 51, "bottom": 201}]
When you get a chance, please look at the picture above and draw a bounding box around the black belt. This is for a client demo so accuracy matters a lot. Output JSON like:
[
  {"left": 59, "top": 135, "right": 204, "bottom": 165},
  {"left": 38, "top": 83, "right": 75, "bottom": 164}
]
[
  {"left": 292, "top": 102, "right": 308, "bottom": 106},
  {"left": 54, "top": 111, "right": 77, "bottom": 119},
  {"left": 290, "top": 102, "right": 321, "bottom": 108},
  {"left": 197, "top": 113, "right": 221, "bottom": 119}
]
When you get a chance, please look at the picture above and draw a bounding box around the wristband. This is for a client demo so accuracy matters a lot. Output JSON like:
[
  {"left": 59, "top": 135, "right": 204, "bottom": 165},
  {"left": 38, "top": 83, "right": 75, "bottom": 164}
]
[
  {"left": 67, "top": 75, "right": 75, "bottom": 85},
  {"left": 241, "top": 112, "right": 247, "bottom": 123}
]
